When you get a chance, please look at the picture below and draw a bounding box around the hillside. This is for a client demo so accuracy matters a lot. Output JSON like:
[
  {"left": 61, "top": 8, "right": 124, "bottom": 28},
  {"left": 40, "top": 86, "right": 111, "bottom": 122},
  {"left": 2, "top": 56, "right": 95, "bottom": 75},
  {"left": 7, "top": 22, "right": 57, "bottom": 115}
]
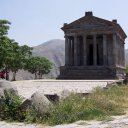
[
  {"left": 33, "top": 39, "right": 65, "bottom": 78},
  {"left": 13, "top": 39, "right": 65, "bottom": 80}
]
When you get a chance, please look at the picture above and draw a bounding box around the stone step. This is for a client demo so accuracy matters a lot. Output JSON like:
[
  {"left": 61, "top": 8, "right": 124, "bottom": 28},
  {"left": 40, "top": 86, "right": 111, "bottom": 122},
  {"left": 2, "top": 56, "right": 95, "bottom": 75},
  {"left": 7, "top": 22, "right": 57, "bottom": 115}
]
[
  {"left": 62, "top": 70, "right": 112, "bottom": 76},
  {"left": 58, "top": 66, "right": 122, "bottom": 80},
  {"left": 58, "top": 75, "right": 116, "bottom": 80}
]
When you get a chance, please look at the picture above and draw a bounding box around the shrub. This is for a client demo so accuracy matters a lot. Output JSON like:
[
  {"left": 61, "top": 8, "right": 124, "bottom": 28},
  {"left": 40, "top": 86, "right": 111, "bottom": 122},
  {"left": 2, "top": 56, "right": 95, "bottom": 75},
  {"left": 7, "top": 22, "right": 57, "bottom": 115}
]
[
  {"left": 0, "top": 90, "right": 23, "bottom": 121},
  {"left": 24, "top": 107, "right": 48, "bottom": 123}
]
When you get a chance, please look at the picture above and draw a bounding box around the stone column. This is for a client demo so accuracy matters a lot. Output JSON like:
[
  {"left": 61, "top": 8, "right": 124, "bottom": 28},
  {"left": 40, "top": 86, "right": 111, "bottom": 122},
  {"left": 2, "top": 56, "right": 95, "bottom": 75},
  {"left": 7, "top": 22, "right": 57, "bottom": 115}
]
[
  {"left": 74, "top": 36, "right": 78, "bottom": 66},
  {"left": 65, "top": 36, "right": 69, "bottom": 66},
  {"left": 103, "top": 35, "right": 107, "bottom": 65},
  {"left": 93, "top": 35, "right": 97, "bottom": 66},
  {"left": 113, "top": 34, "right": 117, "bottom": 65},
  {"left": 118, "top": 36, "right": 123, "bottom": 66},
  {"left": 117, "top": 36, "right": 120, "bottom": 66},
  {"left": 119, "top": 39, "right": 124, "bottom": 67},
  {"left": 122, "top": 42, "right": 125, "bottom": 67},
  {"left": 69, "top": 38, "right": 72, "bottom": 66},
  {"left": 70, "top": 38, "right": 73, "bottom": 66},
  {"left": 121, "top": 44, "right": 123, "bottom": 66},
  {"left": 83, "top": 35, "right": 87, "bottom": 66},
  {"left": 123, "top": 45, "right": 125, "bottom": 67}
]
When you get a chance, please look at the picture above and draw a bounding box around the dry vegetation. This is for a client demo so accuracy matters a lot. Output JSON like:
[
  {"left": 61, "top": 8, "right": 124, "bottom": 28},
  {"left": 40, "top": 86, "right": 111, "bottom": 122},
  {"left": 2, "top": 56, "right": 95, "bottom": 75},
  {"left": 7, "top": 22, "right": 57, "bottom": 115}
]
[
  {"left": 1, "top": 85, "right": 128, "bottom": 125},
  {"left": 25, "top": 84, "right": 128, "bottom": 125}
]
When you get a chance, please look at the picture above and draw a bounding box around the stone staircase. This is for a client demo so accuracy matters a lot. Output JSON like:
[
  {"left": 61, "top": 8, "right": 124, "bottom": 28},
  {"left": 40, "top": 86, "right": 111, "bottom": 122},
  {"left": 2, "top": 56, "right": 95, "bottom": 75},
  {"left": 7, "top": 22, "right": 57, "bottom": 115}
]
[{"left": 58, "top": 66, "right": 117, "bottom": 79}]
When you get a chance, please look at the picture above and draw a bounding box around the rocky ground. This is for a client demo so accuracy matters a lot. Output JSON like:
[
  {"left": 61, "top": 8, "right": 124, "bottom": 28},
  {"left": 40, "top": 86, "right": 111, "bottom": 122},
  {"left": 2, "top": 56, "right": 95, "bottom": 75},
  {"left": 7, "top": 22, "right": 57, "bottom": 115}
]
[{"left": 1, "top": 79, "right": 127, "bottom": 128}]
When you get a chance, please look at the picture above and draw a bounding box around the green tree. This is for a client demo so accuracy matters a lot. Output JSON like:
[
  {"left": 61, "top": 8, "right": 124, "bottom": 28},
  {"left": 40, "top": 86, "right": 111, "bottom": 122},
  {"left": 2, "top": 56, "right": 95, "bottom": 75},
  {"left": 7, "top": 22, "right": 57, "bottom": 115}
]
[
  {"left": 0, "top": 20, "right": 11, "bottom": 37},
  {"left": 7, "top": 41, "right": 24, "bottom": 81},
  {"left": 8, "top": 42, "right": 33, "bottom": 81},
  {"left": 0, "top": 20, "right": 11, "bottom": 68},
  {"left": 25, "top": 56, "right": 52, "bottom": 79},
  {"left": 0, "top": 20, "right": 33, "bottom": 80},
  {"left": 20, "top": 45, "right": 33, "bottom": 59}
]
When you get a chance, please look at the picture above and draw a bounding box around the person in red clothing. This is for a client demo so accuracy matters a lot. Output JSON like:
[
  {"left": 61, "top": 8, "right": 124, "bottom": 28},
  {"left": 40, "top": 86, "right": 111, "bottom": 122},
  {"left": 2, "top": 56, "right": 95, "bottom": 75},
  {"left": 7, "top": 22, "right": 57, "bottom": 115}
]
[{"left": 0, "top": 70, "right": 5, "bottom": 79}]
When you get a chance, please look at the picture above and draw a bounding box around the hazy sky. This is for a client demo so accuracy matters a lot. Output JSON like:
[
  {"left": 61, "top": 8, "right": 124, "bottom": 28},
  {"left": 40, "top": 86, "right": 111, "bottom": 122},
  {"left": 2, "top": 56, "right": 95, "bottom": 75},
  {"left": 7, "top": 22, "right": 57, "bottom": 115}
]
[{"left": 0, "top": 0, "right": 128, "bottom": 48}]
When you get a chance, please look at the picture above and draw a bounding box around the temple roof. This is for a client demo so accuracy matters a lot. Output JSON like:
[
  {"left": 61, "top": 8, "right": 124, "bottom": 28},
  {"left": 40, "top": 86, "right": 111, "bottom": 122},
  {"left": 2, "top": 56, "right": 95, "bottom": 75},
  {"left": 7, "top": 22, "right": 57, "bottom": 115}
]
[{"left": 62, "top": 12, "right": 127, "bottom": 39}]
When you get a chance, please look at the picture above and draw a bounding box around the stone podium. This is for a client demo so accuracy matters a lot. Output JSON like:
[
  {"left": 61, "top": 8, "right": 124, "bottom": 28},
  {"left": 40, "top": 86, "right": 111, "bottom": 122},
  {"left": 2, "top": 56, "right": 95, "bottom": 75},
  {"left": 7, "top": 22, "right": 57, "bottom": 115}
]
[{"left": 58, "top": 12, "right": 127, "bottom": 79}]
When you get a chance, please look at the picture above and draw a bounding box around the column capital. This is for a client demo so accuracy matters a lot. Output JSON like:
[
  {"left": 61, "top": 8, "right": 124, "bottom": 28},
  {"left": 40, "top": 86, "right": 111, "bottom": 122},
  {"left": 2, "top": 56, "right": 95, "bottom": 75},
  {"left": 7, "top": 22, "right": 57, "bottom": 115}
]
[
  {"left": 65, "top": 33, "right": 76, "bottom": 37},
  {"left": 64, "top": 35, "right": 69, "bottom": 39}
]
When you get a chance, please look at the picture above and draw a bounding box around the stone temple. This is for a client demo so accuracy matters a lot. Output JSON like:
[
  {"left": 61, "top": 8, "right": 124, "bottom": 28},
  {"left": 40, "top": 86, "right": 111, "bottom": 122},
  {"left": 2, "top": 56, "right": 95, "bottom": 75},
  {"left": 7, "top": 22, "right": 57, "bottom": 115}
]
[{"left": 58, "top": 12, "right": 127, "bottom": 79}]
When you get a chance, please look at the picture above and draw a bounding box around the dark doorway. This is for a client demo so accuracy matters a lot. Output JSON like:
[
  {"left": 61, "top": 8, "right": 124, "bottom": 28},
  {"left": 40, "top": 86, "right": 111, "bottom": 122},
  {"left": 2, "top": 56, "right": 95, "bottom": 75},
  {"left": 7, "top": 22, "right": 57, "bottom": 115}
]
[{"left": 89, "top": 44, "right": 93, "bottom": 65}]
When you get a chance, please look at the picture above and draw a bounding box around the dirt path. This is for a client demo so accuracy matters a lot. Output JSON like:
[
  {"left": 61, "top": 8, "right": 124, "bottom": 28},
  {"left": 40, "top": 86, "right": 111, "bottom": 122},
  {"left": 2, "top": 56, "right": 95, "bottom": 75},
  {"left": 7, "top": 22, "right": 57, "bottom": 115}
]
[
  {"left": 1, "top": 115, "right": 128, "bottom": 128},
  {"left": 0, "top": 121, "right": 49, "bottom": 128}
]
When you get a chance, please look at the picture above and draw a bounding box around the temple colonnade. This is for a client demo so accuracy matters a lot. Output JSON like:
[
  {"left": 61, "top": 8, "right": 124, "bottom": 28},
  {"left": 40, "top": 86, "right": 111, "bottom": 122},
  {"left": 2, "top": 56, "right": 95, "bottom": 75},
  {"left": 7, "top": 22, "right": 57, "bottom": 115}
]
[{"left": 65, "top": 34, "right": 125, "bottom": 67}]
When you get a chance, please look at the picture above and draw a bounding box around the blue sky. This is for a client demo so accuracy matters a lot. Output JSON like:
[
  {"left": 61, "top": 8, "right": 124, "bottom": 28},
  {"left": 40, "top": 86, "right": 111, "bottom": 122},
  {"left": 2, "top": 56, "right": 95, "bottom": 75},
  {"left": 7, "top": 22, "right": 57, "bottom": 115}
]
[{"left": 0, "top": 0, "right": 128, "bottom": 48}]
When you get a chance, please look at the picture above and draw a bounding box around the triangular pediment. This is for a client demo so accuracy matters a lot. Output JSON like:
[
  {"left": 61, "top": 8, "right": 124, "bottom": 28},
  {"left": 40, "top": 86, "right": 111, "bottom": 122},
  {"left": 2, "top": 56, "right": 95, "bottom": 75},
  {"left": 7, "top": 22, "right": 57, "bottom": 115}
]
[
  {"left": 62, "top": 13, "right": 127, "bottom": 39},
  {"left": 65, "top": 16, "right": 114, "bottom": 30}
]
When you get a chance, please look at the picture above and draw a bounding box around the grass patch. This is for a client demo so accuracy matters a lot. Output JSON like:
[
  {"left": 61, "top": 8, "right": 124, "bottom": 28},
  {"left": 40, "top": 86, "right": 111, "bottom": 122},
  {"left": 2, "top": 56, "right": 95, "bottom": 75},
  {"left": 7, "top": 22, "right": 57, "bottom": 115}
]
[{"left": 42, "top": 85, "right": 128, "bottom": 125}]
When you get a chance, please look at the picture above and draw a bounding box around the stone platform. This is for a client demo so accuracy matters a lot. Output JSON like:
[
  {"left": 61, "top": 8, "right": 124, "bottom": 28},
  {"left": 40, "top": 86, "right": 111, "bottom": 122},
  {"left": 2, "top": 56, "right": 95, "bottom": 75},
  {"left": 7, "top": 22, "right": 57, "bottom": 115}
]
[
  {"left": 58, "top": 66, "right": 125, "bottom": 79},
  {"left": 12, "top": 79, "right": 122, "bottom": 99}
]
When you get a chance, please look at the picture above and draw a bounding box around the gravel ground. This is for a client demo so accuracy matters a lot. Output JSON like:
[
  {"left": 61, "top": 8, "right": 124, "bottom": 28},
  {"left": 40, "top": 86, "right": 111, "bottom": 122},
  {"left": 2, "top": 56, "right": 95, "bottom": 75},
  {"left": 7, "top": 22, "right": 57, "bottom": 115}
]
[
  {"left": 1, "top": 115, "right": 128, "bottom": 128},
  {"left": 0, "top": 122, "right": 47, "bottom": 128},
  {"left": 1, "top": 79, "right": 126, "bottom": 128}
]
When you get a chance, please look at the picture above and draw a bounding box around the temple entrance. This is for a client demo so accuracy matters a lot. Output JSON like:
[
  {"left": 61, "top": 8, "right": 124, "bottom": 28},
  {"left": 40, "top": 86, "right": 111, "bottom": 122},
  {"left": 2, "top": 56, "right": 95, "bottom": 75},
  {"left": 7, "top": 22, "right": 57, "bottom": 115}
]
[
  {"left": 87, "top": 35, "right": 103, "bottom": 66},
  {"left": 87, "top": 36, "right": 93, "bottom": 66},
  {"left": 89, "top": 44, "right": 93, "bottom": 65}
]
